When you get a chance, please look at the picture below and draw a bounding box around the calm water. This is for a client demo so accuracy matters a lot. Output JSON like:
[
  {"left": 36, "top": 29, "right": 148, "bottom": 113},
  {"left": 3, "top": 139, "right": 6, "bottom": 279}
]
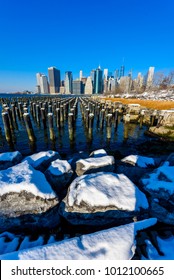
[{"left": 0, "top": 93, "right": 169, "bottom": 159}]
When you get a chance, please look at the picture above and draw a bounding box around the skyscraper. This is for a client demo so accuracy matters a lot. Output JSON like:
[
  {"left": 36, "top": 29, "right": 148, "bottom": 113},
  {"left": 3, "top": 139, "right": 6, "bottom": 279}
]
[
  {"left": 73, "top": 80, "right": 83, "bottom": 94},
  {"left": 120, "top": 65, "right": 125, "bottom": 78},
  {"left": 85, "top": 77, "right": 93, "bottom": 94},
  {"left": 146, "top": 67, "right": 155, "bottom": 89},
  {"left": 36, "top": 73, "right": 42, "bottom": 93},
  {"left": 95, "top": 66, "right": 103, "bottom": 94},
  {"left": 79, "top": 70, "right": 83, "bottom": 81},
  {"left": 103, "top": 69, "right": 108, "bottom": 80},
  {"left": 48, "top": 67, "right": 61, "bottom": 94},
  {"left": 90, "top": 70, "right": 96, "bottom": 93},
  {"left": 40, "top": 75, "right": 49, "bottom": 94},
  {"left": 65, "top": 71, "right": 73, "bottom": 94}
]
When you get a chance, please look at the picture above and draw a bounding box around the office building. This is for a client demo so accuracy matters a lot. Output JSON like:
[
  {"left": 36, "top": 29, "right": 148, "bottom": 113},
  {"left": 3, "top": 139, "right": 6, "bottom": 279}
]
[
  {"left": 79, "top": 70, "right": 83, "bottom": 81},
  {"left": 95, "top": 66, "right": 103, "bottom": 94},
  {"left": 146, "top": 66, "right": 155, "bottom": 88},
  {"left": 73, "top": 80, "right": 83, "bottom": 94},
  {"left": 40, "top": 75, "right": 49, "bottom": 94},
  {"left": 85, "top": 77, "right": 93, "bottom": 94},
  {"left": 120, "top": 65, "right": 125, "bottom": 78},
  {"left": 103, "top": 69, "right": 108, "bottom": 80},
  {"left": 48, "top": 67, "right": 61, "bottom": 93},
  {"left": 36, "top": 73, "right": 42, "bottom": 93},
  {"left": 65, "top": 71, "right": 73, "bottom": 94}
]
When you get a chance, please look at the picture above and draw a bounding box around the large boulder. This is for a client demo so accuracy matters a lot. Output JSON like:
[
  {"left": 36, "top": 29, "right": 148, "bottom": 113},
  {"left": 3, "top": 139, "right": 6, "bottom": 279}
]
[
  {"left": 89, "top": 149, "right": 107, "bottom": 158},
  {"left": 140, "top": 161, "right": 174, "bottom": 225},
  {"left": 59, "top": 172, "right": 149, "bottom": 228},
  {"left": 0, "top": 151, "right": 22, "bottom": 170},
  {"left": 0, "top": 218, "right": 157, "bottom": 260},
  {"left": 75, "top": 155, "right": 115, "bottom": 176},
  {"left": 45, "top": 159, "right": 73, "bottom": 198},
  {"left": 0, "top": 161, "right": 60, "bottom": 232},
  {"left": 23, "top": 150, "right": 60, "bottom": 172}
]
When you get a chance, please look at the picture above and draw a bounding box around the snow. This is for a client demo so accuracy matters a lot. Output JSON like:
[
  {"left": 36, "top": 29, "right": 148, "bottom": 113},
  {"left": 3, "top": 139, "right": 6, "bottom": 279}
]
[
  {"left": 0, "top": 218, "right": 157, "bottom": 260},
  {"left": 23, "top": 150, "right": 60, "bottom": 169},
  {"left": 77, "top": 156, "right": 114, "bottom": 171},
  {"left": 90, "top": 149, "right": 107, "bottom": 157},
  {"left": 0, "top": 151, "right": 21, "bottom": 162},
  {"left": 142, "top": 236, "right": 174, "bottom": 260},
  {"left": 121, "top": 155, "right": 155, "bottom": 168},
  {"left": 0, "top": 161, "right": 56, "bottom": 199},
  {"left": 19, "top": 236, "right": 44, "bottom": 250},
  {"left": 141, "top": 162, "right": 174, "bottom": 195},
  {"left": 0, "top": 232, "right": 19, "bottom": 255},
  {"left": 67, "top": 172, "right": 149, "bottom": 211},
  {"left": 47, "top": 159, "right": 72, "bottom": 176}
]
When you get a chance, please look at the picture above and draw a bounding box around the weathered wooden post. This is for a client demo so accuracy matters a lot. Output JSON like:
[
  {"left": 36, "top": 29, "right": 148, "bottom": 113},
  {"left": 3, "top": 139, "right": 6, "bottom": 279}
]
[
  {"left": 88, "top": 113, "right": 94, "bottom": 136},
  {"left": 2, "top": 112, "right": 13, "bottom": 142},
  {"left": 41, "top": 108, "right": 47, "bottom": 129},
  {"left": 23, "top": 113, "right": 36, "bottom": 142},
  {"left": 56, "top": 108, "right": 60, "bottom": 128},
  {"left": 106, "top": 113, "right": 112, "bottom": 139},
  {"left": 48, "top": 113, "right": 56, "bottom": 141},
  {"left": 60, "top": 105, "right": 64, "bottom": 125},
  {"left": 68, "top": 113, "right": 74, "bottom": 141},
  {"left": 114, "top": 109, "right": 119, "bottom": 129},
  {"left": 100, "top": 109, "right": 105, "bottom": 129},
  {"left": 139, "top": 111, "right": 145, "bottom": 128}
]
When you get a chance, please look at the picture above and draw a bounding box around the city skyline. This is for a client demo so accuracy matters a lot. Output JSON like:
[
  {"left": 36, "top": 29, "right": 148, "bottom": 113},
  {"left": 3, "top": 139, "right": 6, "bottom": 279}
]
[{"left": 0, "top": 0, "right": 174, "bottom": 92}]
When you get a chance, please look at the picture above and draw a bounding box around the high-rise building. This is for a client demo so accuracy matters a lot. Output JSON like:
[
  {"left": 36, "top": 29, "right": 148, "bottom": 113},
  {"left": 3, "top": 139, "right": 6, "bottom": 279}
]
[
  {"left": 95, "top": 66, "right": 103, "bottom": 94},
  {"left": 79, "top": 70, "right": 83, "bottom": 81},
  {"left": 73, "top": 80, "right": 83, "bottom": 94},
  {"left": 36, "top": 73, "right": 42, "bottom": 93},
  {"left": 40, "top": 75, "right": 49, "bottom": 94},
  {"left": 48, "top": 67, "right": 61, "bottom": 94},
  {"left": 114, "top": 69, "right": 119, "bottom": 80},
  {"left": 103, "top": 69, "right": 108, "bottom": 80},
  {"left": 120, "top": 65, "right": 125, "bottom": 78},
  {"left": 90, "top": 70, "right": 96, "bottom": 93},
  {"left": 85, "top": 77, "right": 93, "bottom": 94},
  {"left": 146, "top": 67, "right": 155, "bottom": 89},
  {"left": 137, "top": 72, "right": 144, "bottom": 88},
  {"left": 65, "top": 71, "right": 73, "bottom": 94}
]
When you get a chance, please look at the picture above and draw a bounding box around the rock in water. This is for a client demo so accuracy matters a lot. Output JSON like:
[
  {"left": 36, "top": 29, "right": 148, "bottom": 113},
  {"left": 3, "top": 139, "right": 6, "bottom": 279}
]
[
  {"left": 0, "top": 161, "right": 60, "bottom": 232},
  {"left": 59, "top": 172, "right": 149, "bottom": 228},
  {"left": 0, "top": 151, "right": 22, "bottom": 170},
  {"left": 75, "top": 155, "right": 115, "bottom": 176},
  {"left": 89, "top": 149, "right": 107, "bottom": 158},
  {"left": 140, "top": 161, "right": 174, "bottom": 225},
  {"left": 45, "top": 159, "right": 73, "bottom": 198},
  {"left": 22, "top": 150, "right": 61, "bottom": 172}
]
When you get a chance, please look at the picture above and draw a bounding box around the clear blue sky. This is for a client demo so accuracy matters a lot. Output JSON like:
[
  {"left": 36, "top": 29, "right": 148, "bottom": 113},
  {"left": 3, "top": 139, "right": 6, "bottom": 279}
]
[{"left": 0, "top": 0, "right": 174, "bottom": 92}]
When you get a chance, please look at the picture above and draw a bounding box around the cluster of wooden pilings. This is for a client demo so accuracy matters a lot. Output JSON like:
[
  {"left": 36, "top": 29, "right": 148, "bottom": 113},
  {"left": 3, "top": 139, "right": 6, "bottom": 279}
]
[
  {"left": 0, "top": 96, "right": 78, "bottom": 144},
  {"left": 79, "top": 97, "right": 125, "bottom": 139}
]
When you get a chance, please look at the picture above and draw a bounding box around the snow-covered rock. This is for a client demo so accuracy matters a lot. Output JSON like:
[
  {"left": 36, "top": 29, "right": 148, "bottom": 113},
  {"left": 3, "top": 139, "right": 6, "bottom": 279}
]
[
  {"left": 23, "top": 150, "right": 60, "bottom": 172},
  {"left": 140, "top": 162, "right": 174, "bottom": 225},
  {"left": 45, "top": 159, "right": 73, "bottom": 198},
  {"left": 59, "top": 172, "right": 149, "bottom": 227},
  {"left": 0, "top": 151, "right": 22, "bottom": 170},
  {"left": 0, "top": 218, "right": 157, "bottom": 260},
  {"left": 89, "top": 149, "right": 107, "bottom": 158},
  {"left": 75, "top": 156, "right": 115, "bottom": 176},
  {"left": 121, "top": 155, "right": 155, "bottom": 168},
  {"left": 0, "top": 161, "right": 60, "bottom": 232}
]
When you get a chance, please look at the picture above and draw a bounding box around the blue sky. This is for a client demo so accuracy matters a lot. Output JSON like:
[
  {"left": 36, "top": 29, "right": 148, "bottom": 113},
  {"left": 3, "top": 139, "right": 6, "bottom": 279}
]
[{"left": 0, "top": 0, "right": 174, "bottom": 92}]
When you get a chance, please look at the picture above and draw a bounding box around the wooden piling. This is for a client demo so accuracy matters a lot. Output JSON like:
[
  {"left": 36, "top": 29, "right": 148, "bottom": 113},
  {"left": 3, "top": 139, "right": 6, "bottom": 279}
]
[
  {"left": 47, "top": 113, "right": 56, "bottom": 141},
  {"left": 23, "top": 113, "right": 36, "bottom": 142},
  {"left": 2, "top": 112, "right": 13, "bottom": 142}
]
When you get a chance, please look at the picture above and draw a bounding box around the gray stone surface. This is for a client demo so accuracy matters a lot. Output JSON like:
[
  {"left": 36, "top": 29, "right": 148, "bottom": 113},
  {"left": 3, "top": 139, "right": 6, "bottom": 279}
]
[{"left": 75, "top": 155, "right": 115, "bottom": 176}]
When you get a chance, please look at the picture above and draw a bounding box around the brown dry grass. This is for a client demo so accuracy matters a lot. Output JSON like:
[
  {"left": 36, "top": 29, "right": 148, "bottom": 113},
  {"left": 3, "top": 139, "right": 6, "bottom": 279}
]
[{"left": 102, "top": 98, "right": 174, "bottom": 110}]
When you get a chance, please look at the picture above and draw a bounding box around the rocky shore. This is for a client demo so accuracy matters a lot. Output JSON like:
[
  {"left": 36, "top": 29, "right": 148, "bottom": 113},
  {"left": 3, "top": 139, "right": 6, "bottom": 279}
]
[{"left": 0, "top": 149, "right": 174, "bottom": 260}]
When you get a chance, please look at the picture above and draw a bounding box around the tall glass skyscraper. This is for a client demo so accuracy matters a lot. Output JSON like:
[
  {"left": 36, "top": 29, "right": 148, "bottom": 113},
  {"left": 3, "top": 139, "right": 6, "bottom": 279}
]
[
  {"left": 95, "top": 66, "right": 103, "bottom": 94},
  {"left": 65, "top": 71, "right": 73, "bottom": 94},
  {"left": 48, "top": 67, "right": 61, "bottom": 94}
]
